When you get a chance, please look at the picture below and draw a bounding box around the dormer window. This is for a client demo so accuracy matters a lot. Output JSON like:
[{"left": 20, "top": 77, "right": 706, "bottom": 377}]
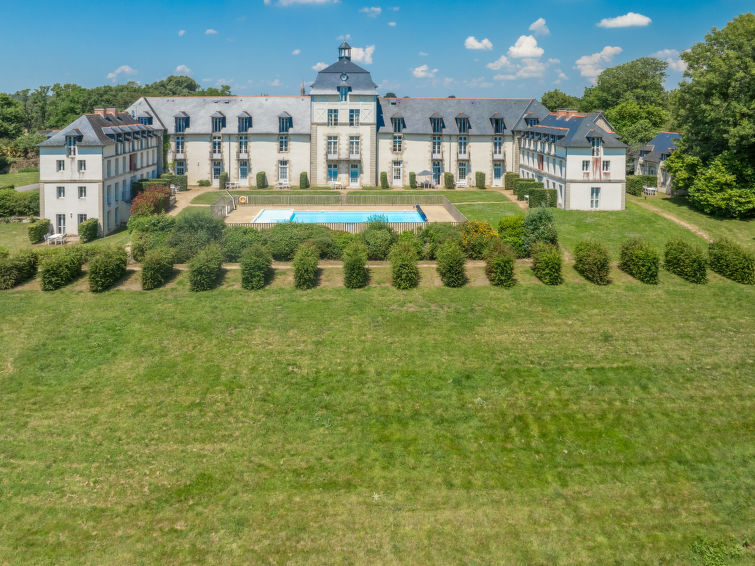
[
  {"left": 493, "top": 118, "right": 505, "bottom": 134},
  {"left": 391, "top": 117, "right": 404, "bottom": 133},
  {"left": 211, "top": 115, "right": 226, "bottom": 133},
  {"left": 278, "top": 114, "right": 292, "bottom": 133},
  {"left": 65, "top": 135, "right": 77, "bottom": 156},
  {"left": 456, "top": 116, "right": 470, "bottom": 134},
  {"left": 175, "top": 116, "right": 189, "bottom": 133},
  {"left": 137, "top": 116, "right": 153, "bottom": 126},
  {"left": 525, "top": 117, "right": 539, "bottom": 127},
  {"left": 238, "top": 115, "right": 252, "bottom": 133},
  {"left": 338, "top": 86, "right": 350, "bottom": 102},
  {"left": 431, "top": 117, "right": 444, "bottom": 133}
]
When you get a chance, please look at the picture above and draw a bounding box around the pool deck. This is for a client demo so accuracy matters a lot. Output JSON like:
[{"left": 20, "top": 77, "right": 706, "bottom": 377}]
[{"left": 225, "top": 204, "right": 456, "bottom": 224}]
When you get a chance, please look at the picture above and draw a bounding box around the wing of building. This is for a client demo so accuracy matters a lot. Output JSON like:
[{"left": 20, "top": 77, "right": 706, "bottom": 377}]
[
  {"left": 635, "top": 131, "right": 682, "bottom": 193},
  {"left": 38, "top": 42, "right": 628, "bottom": 236}
]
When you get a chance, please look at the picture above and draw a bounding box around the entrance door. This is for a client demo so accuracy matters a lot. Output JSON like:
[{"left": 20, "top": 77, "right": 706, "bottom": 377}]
[
  {"left": 212, "top": 161, "right": 222, "bottom": 186},
  {"left": 349, "top": 163, "right": 360, "bottom": 187},
  {"left": 493, "top": 162, "right": 503, "bottom": 186},
  {"left": 392, "top": 161, "right": 402, "bottom": 187},
  {"left": 56, "top": 214, "right": 65, "bottom": 235},
  {"left": 432, "top": 160, "right": 442, "bottom": 186}
]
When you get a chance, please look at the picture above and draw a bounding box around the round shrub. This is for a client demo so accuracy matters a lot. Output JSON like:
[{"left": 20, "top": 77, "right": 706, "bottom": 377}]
[
  {"left": 475, "top": 171, "right": 486, "bottom": 190},
  {"left": 221, "top": 226, "right": 264, "bottom": 262},
  {"left": 380, "top": 172, "right": 389, "bottom": 189},
  {"left": 240, "top": 244, "right": 272, "bottom": 290},
  {"left": 574, "top": 240, "right": 611, "bottom": 285},
  {"left": 396, "top": 231, "right": 423, "bottom": 258},
  {"left": 498, "top": 215, "right": 527, "bottom": 258},
  {"left": 127, "top": 214, "right": 175, "bottom": 234},
  {"left": 0, "top": 249, "right": 38, "bottom": 289},
  {"left": 459, "top": 221, "right": 497, "bottom": 259},
  {"left": 28, "top": 219, "right": 50, "bottom": 244},
  {"left": 88, "top": 247, "right": 128, "bottom": 292},
  {"left": 188, "top": 244, "right": 224, "bottom": 291},
  {"left": 167, "top": 210, "right": 224, "bottom": 263},
  {"left": 265, "top": 223, "right": 303, "bottom": 261},
  {"left": 664, "top": 239, "right": 707, "bottom": 284},
  {"left": 389, "top": 240, "right": 420, "bottom": 290},
  {"left": 523, "top": 208, "right": 558, "bottom": 256},
  {"left": 332, "top": 230, "right": 356, "bottom": 258},
  {"left": 293, "top": 242, "right": 319, "bottom": 290},
  {"left": 409, "top": 172, "right": 417, "bottom": 189},
  {"left": 531, "top": 242, "right": 563, "bottom": 285},
  {"left": 342, "top": 240, "right": 369, "bottom": 289},
  {"left": 618, "top": 238, "right": 659, "bottom": 284},
  {"left": 485, "top": 240, "right": 516, "bottom": 288},
  {"left": 444, "top": 172, "right": 455, "bottom": 189},
  {"left": 708, "top": 239, "right": 754, "bottom": 284},
  {"left": 256, "top": 171, "right": 268, "bottom": 189},
  {"left": 418, "top": 223, "right": 462, "bottom": 260},
  {"left": 436, "top": 240, "right": 466, "bottom": 287},
  {"left": 361, "top": 221, "right": 396, "bottom": 260},
  {"left": 141, "top": 247, "right": 174, "bottom": 290},
  {"left": 39, "top": 247, "right": 85, "bottom": 291},
  {"left": 78, "top": 218, "right": 99, "bottom": 243}
]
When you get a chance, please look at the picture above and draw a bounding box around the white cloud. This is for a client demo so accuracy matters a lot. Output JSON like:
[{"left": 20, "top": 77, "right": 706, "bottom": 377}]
[
  {"left": 359, "top": 6, "right": 381, "bottom": 17},
  {"left": 508, "top": 35, "right": 544, "bottom": 58},
  {"left": 175, "top": 65, "right": 192, "bottom": 75},
  {"left": 443, "top": 77, "right": 454, "bottom": 86},
  {"left": 337, "top": 34, "right": 351, "bottom": 41},
  {"left": 388, "top": 21, "right": 396, "bottom": 27},
  {"left": 529, "top": 17, "right": 550, "bottom": 36},
  {"left": 270, "top": 78, "right": 281, "bottom": 87},
  {"left": 107, "top": 65, "right": 137, "bottom": 80},
  {"left": 464, "top": 36, "right": 493, "bottom": 50},
  {"left": 652, "top": 49, "right": 688, "bottom": 72},
  {"left": 464, "top": 77, "right": 492, "bottom": 88},
  {"left": 597, "top": 12, "right": 651, "bottom": 28},
  {"left": 312, "top": 62, "right": 328, "bottom": 71},
  {"left": 292, "top": 48, "right": 301, "bottom": 55},
  {"left": 486, "top": 55, "right": 511, "bottom": 71},
  {"left": 575, "top": 45, "right": 623, "bottom": 79},
  {"left": 516, "top": 58, "right": 546, "bottom": 78},
  {"left": 412, "top": 64, "right": 437, "bottom": 79},
  {"left": 351, "top": 45, "right": 375, "bottom": 64},
  {"left": 390, "top": 6, "right": 399, "bottom": 10},
  {"left": 418, "top": 51, "right": 429, "bottom": 56},
  {"left": 205, "top": 28, "right": 218, "bottom": 35},
  {"left": 178, "top": 29, "right": 186, "bottom": 37}
]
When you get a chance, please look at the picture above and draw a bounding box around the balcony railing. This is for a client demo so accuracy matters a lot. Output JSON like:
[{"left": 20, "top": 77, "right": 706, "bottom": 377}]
[
  {"left": 349, "top": 151, "right": 361, "bottom": 160},
  {"left": 493, "top": 149, "right": 503, "bottom": 159},
  {"left": 327, "top": 150, "right": 339, "bottom": 160},
  {"left": 238, "top": 151, "right": 249, "bottom": 159},
  {"left": 174, "top": 149, "right": 185, "bottom": 159},
  {"left": 211, "top": 151, "right": 222, "bottom": 159},
  {"left": 432, "top": 150, "right": 442, "bottom": 159},
  {"left": 458, "top": 150, "right": 469, "bottom": 159}
]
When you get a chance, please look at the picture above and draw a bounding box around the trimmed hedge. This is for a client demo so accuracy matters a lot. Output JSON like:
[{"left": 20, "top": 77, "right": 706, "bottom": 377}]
[
  {"left": 221, "top": 225, "right": 264, "bottom": 262},
  {"left": 444, "top": 172, "right": 455, "bottom": 189},
  {"left": 256, "top": 172, "right": 268, "bottom": 188},
  {"left": 531, "top": 242, "right": 563, "bottom": 285},
  {"left": 504, "top": 172, "right": 520, "bottom": 191},
  {"left": 475, "top": 171, "right": 486, "bottom": 189},
  {"left": 219, "top": 172, "right": 229, "bottom": 190},
  {"left": 293, "top": 242, "right": 319, "bottom": 290},
  {"left": 141, "top": 247, "right": 174, "bottom": 290},
  {"left": 188, "top": 244, "right": 224, "bottom": 291},
  {"left": 664, "top": 239, "right": 707, "bottom": 284},
  {"left": 528, "top": 187, "right": 557, "bottom": 208},
  {"left": 342, "top": 240, "right": 369, "bottom": 289},
  {"left": 39, "top": 247, "right": 85, "bottom": 291},
  {"left": 198, "top": 180, "right": 211, "bottom": 187},
  {"left": 485, "top": 241, "right": 516, "bottom": 287},
  {"left": 409, "top": 172, "right": 417, "bottom": 189},
  {"left": 299, "top": 172, "right": 309, "bottom": 189},
  {"left": 0, "top": 188, "right": 39, "bottom": 217},
  {"left": 436, "top": 240, "right": 466, "bottom": 287},
  {"left": 0, "top": 249, "right": 38, "bottom": 289},
  {"left": 28, "top": 219, "right": 50, "bottom": 244},
  {"left": 619, "top": 238, "right": 660, "bottom": 284},
  {"left": 88, "top": 247, "right": 128, "bottom": 292},
  {"left": 380, "top": 172, "right": 389, "bottom": 189},
  {"left": 626, "top": 175, "right": 657, "bottom": 196},
  {"left": 389, "top": 240, "right": 420, "bottom": 289},
  {"left": 498, "top": 215, "right": 527, "bottom": 258},
  {"left": 240, "top": 244, "right": 272, "bottom": 290},
  {"left": 514, "top": 179, "right": 544, "bottom": 201},
  {"left": 459, "top": 221, "right": 497, "bottom": 259},
  {"left": 361, "top": 221, "right": 397, "bottom": 260},
  {"left": 78, "top": 218, "right": 99, "bottom": 243},
  {"left": 160, "top": 173, "right": 188, "bottom": 190},
  {"left": 574, "top": 240, "right": 611, "bottom": 285},
  {"left": 708, "top": 239, "right": 754, "bottom": 285}
]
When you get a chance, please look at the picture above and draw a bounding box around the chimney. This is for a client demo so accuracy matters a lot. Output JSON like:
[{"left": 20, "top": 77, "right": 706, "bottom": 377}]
[
  {"left": 105, "top": 107, "right": 118, "bottom": 117},
  {"left": 93, "top": 108, "right": 106, "bottom": 117}
]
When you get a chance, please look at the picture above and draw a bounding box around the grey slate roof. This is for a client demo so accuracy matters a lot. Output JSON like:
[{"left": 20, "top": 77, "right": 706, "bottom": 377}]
[
  {"left": 310, "top": 59, "right": 378, "bottom": 96},
  {"left": 517, "top": 112, "right": 627, "bottom": 149},
  {"left": 126, "top": 96, "right": 311, "bottom": 135},
  {"left": 38, "top": 112, "right": 156, "bottom": 147},
  {"left": 640, "top": 131, "right": 682, "bottom": 162},
  {"left": 376, "top": 98, "right": 547, "bottom": 135}
]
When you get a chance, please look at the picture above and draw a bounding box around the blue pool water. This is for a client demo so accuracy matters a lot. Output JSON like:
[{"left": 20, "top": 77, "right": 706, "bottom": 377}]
[{"left": 253, "top": 209, "right": 426, "bottom": 223}]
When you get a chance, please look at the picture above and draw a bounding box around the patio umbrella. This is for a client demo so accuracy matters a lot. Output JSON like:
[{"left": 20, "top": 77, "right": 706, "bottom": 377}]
[{"left": 416, "top": 169, "right": 432, "bottom": 178}]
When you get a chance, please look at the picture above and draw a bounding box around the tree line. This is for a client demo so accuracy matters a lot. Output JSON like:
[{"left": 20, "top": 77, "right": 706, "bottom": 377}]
[{"left": 539, "top": 13, "right": 754, "bottom": 218}]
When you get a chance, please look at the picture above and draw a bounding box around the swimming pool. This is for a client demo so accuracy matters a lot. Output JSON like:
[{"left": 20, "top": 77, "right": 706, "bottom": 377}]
[{"left": 253, "top": 209, "right": 426, "bottom": 224}]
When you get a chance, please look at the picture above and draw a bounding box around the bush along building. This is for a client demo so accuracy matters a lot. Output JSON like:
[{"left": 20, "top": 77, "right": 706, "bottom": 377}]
[
  {"left": 635, "top": 132, "right": 682, "bottom": 194},
  {"left": 38, "top": 108, "right": 163, "bottom": 236}
]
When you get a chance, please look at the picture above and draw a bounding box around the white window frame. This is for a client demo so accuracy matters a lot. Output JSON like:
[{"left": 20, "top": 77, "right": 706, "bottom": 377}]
[
  {"left": 392, "top": 134, "right": 402, "bottom": 153},
  {"left": 349, "top": 136, "right": 360, "bottom": 156},
  {"left": 327, "top": 109, "right": 338, "bottom": 126},
  {"left": 239, "top": 160, "right": 248, "bottom": 180},
  {"left": 212, "top": 161, "right": 222, "bottom": 180},
  {"left": 78, "top": 186, "right": 86, "bottom": 198},
  {"left": 392, "top": 160, "right": 402, "bottom": 185},
  {"left": 211, "top": 136, "right": 222, "bottom": 154},
  {"left": 56, "top": 214, "right": 65, "bottom": 234},
  {"left": 175, "top": 135, "right": 184, "bottom": 153},
  {"left": 56, "top": 160, "right": 64, "bottom": 172},
  {"left": 458, "top": 161, "right": 468, "bottom": 180},
  {"left": 278, "top": 160, "right": 289, "bottom": 182},
  {"left": 278, "top": 135, "right": 289, "bottom": 153},
  {"left": 582, "top": 160, "right": 589, "bottom": 172},
  {"left": 590, "top": 187, "right": 600, "bottom": 209},
  {"left": 175, "top": 161, "right": 185, "bottom": 175},
  {"left": 349, "top": 109, "right": 360, "bottom": 126},
  {"left": 602, "top": 160, "right": 610, "bottom": 172},
  {"left": 77, "top": 213, "right": 87, "bottom": 226},
  {"left": 238, "top": 135, "right": 248, "bottom": 154},
  {"left": 56, "top": 186, "right": 65, "bottom": 198}
]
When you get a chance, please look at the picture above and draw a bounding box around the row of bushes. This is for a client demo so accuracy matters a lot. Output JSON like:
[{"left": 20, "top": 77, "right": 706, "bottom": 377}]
[
  {"left": 39, "top": 247, "right": 86, "bottom": 291},
  {"left": 0, "top": 188, "right": 39, "bottom": 217},
  {"left": 506, "top": 174, "right": 557, "bottom": 208},
  {"left": 88, "top": 247, "right": 127, "bottom": 292},
  {"left": 626, "top": 175, "right": 657, "bottom": 197},
  {"left": 130, "top": 185, "right": 171, "bottom": 217},
  {"left": 498, "top": 209, "right": 558, "bottom": 259},
  {"left": 28, "top": 219, "right": 50, "bottom": 244},
  {"left": 0, "top": 249, "right": 38, "bottom": 289}
]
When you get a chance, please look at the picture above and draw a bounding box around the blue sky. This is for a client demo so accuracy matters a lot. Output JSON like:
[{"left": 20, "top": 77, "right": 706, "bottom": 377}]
[{"left": 1, "top": 1, "right": 751, "bottom": 98}]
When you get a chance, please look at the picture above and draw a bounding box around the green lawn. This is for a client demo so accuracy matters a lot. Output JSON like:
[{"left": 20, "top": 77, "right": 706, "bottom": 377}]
[
  {"left": 632, "top": 195, "right": 755, "bottom": 252},
  {"left": 191, "top": 190, "right": 337, "bottom": 205},
  {"left": 0, "top": 171, "right": 39, "bottom": 188},
  {"left": 0, "top": 223, "right": 129, "bottom": 253},
  {"left": 356, "top": 190, "right": 509, "bottom": 203},
  {"left": 456, "top": 201, "right": 522, "bottom": 225},
  {"left": 0, "top": 279, "right": 753, "bottom": 564}
]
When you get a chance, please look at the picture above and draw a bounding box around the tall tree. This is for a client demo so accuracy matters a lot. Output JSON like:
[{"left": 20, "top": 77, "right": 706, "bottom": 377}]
[
  {"left": 0, "top": 94, "right": 24, "bottom": 140},
  {"left": 672, "top": 12, "right": 755, "bottom": 165},
  {"left": 605, "top": 99, "right": 669, "bottom": 146},
  {"left": 540, "top": 89, "right": 580, "bottom": 112},
  {"left": 580, "top": 57, "right": 668, "bottom": 111}
]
